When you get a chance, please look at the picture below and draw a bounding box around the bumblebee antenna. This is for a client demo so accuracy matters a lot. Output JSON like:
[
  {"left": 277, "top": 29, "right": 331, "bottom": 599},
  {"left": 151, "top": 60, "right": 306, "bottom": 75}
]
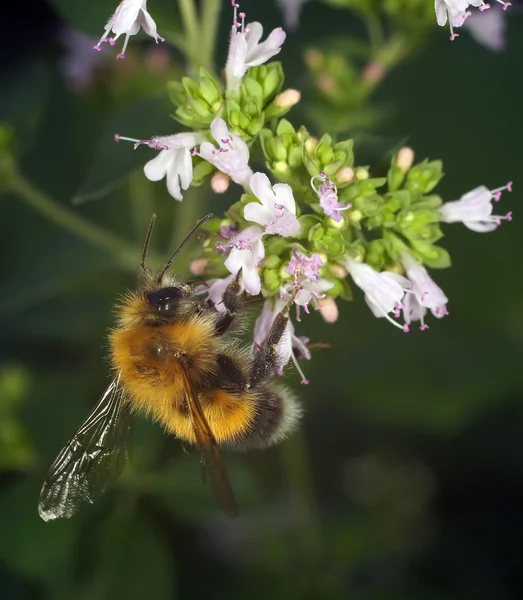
[
  {"left": 141, "top": 214, "right": 157, "bottom": 272},
  {"left": 157, "top": 213, "right": 213, "bottom": 282}
]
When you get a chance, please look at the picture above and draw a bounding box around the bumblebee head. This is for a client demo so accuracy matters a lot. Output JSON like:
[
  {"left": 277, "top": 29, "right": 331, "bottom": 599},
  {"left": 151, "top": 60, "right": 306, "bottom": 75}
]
[{"left": 146, "top": 286, "right": 185, "bottom": 317}]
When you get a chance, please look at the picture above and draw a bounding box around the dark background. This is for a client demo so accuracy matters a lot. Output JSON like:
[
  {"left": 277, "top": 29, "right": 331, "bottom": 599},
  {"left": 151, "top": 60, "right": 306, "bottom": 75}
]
[{"left": 1, "top": 1, "right": 523, "bottom": 598}]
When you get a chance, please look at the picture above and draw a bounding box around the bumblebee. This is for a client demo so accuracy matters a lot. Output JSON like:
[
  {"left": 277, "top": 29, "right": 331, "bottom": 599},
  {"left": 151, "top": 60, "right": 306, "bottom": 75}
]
[{"left": 38, "top": 214, "right": 301, "bottom": 521}]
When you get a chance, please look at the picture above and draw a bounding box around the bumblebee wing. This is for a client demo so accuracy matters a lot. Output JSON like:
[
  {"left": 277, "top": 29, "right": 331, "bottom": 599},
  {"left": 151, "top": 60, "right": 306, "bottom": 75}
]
[
  {"left": 38, "top": 375, "right": 131, "bottom": 522},
  {"left": 179, "top": 363, "right": 239, "bottom": 518}
]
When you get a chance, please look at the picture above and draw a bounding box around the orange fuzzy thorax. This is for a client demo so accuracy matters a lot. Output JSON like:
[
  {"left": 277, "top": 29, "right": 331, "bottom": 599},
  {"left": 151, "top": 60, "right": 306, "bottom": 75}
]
[{"left": 109, "top": 301, "right": 258, "bottom": 445}]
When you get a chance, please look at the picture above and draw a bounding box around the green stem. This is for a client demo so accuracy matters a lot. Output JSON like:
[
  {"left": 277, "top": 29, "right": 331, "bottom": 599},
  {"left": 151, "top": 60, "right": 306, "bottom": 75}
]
[
  {"left": 128, "top": 169, "right": 155, "bottom": 242},
  {"left": 200, "top": 0, "right": 222, "bottom": 72},
  {"left": 10, "top": 174, "right": 161, "bottom": 271},
  {"left": 281, "top": 430, "right": 323, "bottom": 563},
  {"left": 166, "top": 185, "right": 207, "bottom": 279},
  {"left": 178, "top": 0, "right": 201, "bottom": 72},
  {"left": 364, "top": 14, "right": 384, "bottom": 54}
]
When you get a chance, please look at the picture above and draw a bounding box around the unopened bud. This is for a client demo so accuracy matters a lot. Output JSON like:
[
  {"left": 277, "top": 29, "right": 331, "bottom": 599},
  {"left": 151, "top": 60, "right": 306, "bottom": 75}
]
[
  {"left": 211, "top": 171, "right": 230, "bottom": 194},
  {"left": 335, "top": 167, "right": 355, "bottom": 185},
  {"left": 276, "top": 89, "right": 301, "bottom": 109},
  {"left": 354, "top": 167, "right": 369, "bottom": 181},
  {"left": 330, "top": 264, "right": 348, "bottom": 278},
  {"left": 349, "top": 209, "right": 362, "bottom": 223},
  {"left": 396, "top": 147, "right": 415, "bottom": 173},
  {"left": 318, "top": 296, "right": 339, "bottom": 324},
  {"left": 190, "top": 258, "right": 209, "bottom": 276},
  {"left": 304, "top": 137, "right": 318, "bottom": 154}
]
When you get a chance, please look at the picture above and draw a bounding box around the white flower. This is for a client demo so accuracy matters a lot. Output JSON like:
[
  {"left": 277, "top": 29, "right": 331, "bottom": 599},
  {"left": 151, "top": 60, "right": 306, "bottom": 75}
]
[
  {"left": 115, "top": 132, "right": 205, "bottom": 201},
  {"left": 223, "top": 226, "right": 265, "bottom": 295},
  {"left": 345, "top": 257, "right": 411, "bottom": 332},
  {"left": 245, "top": 172, "right": 301, "bottom": 237},
  {"left": 199, "top": 118, "right": 253, "bottom": 188},
  {"left": 225, "top": 3, "right": 286, "bottom": 94},
  {"left": 93, "top": 0, "right": 164, "bottom": 59},
  {"left": 464, "top": 5, "right": 507, "bottom": 50},
  {"left": 439, "top": 182, "right": 513, "bottom": 232},
  {"left": 253, "top": 297, "right": 310, "bottom": 384},
  {"left": 205, "top": 275, "right": 235, "bottom": 313},
  {"left": 435, "top": 0, "right": 512, "bottom": 41},
  {"left": 400, "top": 252, "right": 448, "bottom": 330}
]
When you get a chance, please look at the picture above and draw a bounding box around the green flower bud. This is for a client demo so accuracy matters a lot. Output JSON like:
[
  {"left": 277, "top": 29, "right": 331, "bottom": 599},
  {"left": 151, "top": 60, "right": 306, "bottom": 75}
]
[
  {"left": 309, "top": 224, "right": 346, "bottom": 256},
  {"left": 247, "top": 62, "right": 285, "bottom": 106},
  {"left": 303, "top": 132, "right": 354, "bottom": 178},
  {"left": 262, "top": 268, "right": 282, "bottom": 293},
  {"left": 169, "top": 68, "right": 224, "bottom": 128},
  {"left": 191, "top": 158, "right": 215, "bottom": 186},
  {"left": 410, "top": 242, "right": 451, "bottom": 269},
  {"left": 227, "top": 90, "right": 264, "bottom": 140},
  {"left": 262, "top": 255, "right": 282, "bottom": 269},
  {"left": 259, "top": 121, "right": 303, "bottom": 183},
  {"left": 385, "top": 189, "right": 412, "bottom": 212},
  {"left": 405, "top": 159, "right": 444, "bottom": 194},
  {"left": 351, "top": 193, "right": 384, "bottom": 217},
  {"left": 365, "top": 239, "right": 387, "bottom": 271}
]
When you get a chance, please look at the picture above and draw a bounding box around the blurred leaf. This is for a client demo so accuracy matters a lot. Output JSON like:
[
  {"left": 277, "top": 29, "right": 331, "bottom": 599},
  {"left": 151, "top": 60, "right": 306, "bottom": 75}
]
[
  {"left": 72, "top": 96, "right": 175, "bottom": 204},
  {"left": 0, "top": 477, "right": 79, "bottom": 583},
  {"left": 72, "top": 506, "right": 175, "bottom": 600}
]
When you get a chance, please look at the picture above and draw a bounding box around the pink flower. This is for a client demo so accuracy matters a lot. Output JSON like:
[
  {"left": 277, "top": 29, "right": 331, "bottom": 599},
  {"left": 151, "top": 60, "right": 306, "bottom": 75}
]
[{"left": 311, "top": 172, "right": 351, "bottom": 223}]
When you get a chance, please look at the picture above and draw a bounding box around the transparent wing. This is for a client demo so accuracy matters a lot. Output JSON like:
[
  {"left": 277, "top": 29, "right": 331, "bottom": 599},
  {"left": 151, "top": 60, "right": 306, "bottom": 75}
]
[
  {"left": 179, "top": 363, "right": 239, "bottom": 518},
  {"left": 38, "top": 375, "right": 131, "bottom": 522}
]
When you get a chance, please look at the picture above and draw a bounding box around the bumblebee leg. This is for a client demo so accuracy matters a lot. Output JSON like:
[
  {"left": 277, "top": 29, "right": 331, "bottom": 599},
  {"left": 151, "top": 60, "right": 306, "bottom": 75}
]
[
  {"left": 248, "top": 292, "right": 296, "bottom": 388},
  {"left": 214, "top": 276, "right": 245, "bottom": 335}
]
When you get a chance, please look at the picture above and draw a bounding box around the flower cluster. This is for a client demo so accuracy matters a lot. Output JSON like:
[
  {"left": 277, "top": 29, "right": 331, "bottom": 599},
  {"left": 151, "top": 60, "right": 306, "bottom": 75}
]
[{"left": 100, "top": 0, "right": 514, "bottom": 385}]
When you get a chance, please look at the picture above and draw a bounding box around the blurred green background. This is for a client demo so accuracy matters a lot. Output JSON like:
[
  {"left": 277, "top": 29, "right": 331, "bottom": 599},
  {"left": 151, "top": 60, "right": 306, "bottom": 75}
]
[{"left": 1, "top": 0, "right": 523, "bottom": 598}]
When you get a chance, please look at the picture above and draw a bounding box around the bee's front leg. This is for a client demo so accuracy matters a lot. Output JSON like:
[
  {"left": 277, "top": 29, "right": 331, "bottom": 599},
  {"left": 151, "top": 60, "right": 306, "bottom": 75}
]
[
  {"left": 248, "top": 292, "right": 296, "bottom": 388},
  {"left": 214, "top": 275, "right": 245, "bottom": 335}
]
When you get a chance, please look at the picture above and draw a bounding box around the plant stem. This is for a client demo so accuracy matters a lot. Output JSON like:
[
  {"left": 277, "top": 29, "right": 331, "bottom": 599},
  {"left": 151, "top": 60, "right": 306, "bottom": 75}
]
[
  {"left": 11, "top": 174, "right": 162, "bottom": 271},
  {"left": 200, "top": 0, "right": 222, "bottom": 72},
  {"left": 281, "top": 430, "right": 323, "bottom": 563},
  {"left": 166, "top": 185, "right": 207, "bottom": 279},
  {"left": 178, "top": 0, "right": 201, "bottom": 72},
  {"left": 129, "top": 169, "right": 155, "bottom": 242}
]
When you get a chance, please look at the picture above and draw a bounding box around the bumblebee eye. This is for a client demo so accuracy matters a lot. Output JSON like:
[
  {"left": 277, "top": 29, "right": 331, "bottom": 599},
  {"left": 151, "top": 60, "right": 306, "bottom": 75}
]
[{"left": 146, "top": 286, "right": 184, "bottom": 314}]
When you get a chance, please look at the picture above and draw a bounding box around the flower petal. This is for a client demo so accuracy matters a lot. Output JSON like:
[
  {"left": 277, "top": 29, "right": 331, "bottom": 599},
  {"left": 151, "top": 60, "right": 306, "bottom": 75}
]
[
  {"left": 249, "top": 172, "right": 274, "bottom": 207},
  {"left": 243, "top": 201, "right": 273, "bottom": 226},
  {"left": 273, "top": 183, "right": 297, "bottom": 215},
  {"left": 143, "top": 149, "right": 171, "bottom": 181}
]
